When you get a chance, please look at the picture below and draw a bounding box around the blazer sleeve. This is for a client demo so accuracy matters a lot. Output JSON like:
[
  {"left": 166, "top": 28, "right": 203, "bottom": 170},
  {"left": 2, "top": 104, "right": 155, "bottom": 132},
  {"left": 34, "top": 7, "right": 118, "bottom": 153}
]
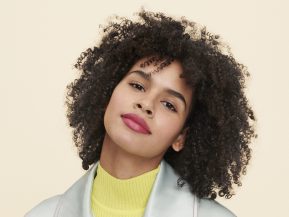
[
  {"left": 24, "top": 195, "right": 61, "bottom": 217},
  {"left": 198, "top": 198, "right": 237, "bottom": 217}
]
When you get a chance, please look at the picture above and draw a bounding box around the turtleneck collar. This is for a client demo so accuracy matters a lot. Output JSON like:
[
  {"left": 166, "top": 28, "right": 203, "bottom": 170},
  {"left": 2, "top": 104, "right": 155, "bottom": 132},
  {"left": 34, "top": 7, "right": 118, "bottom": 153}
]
[{"left": 91, "top": 162, "right": 160, "bottom": 211}]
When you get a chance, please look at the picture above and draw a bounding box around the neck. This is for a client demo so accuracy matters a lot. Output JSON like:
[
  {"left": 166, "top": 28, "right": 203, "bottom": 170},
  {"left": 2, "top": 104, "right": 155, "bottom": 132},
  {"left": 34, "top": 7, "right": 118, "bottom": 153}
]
[{"left": 99, "top": 133, "right": 162, "bottom": 179}]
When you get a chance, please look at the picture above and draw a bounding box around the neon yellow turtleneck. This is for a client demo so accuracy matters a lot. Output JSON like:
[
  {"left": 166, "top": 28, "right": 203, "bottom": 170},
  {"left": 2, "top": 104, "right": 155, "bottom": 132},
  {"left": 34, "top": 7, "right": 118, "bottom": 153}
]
[{"left": 91, "top": 163, "right": 160, "bottom": 217}]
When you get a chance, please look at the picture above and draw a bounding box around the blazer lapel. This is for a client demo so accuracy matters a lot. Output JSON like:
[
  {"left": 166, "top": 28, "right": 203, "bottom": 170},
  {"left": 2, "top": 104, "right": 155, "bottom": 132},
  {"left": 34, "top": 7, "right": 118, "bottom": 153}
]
[
  {"left": 143, "top": 160, "right": 196, "bottom": 217},
  {"left": 56, "top": 162, "right": 99, "bottom": 217}
]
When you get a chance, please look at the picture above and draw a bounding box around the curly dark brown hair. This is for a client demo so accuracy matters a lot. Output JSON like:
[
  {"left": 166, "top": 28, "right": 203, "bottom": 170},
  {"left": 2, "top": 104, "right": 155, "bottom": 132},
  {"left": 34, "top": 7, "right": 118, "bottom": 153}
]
[{"left": 65, "top": 8, "right": 257, "bottom": 199}]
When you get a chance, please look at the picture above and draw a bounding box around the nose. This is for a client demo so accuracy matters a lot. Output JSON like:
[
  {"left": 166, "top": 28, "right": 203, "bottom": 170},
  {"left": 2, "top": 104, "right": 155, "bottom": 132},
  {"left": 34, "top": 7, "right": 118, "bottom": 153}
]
[{"left": 134, "top": 102, "right": 153, "bottom": 118}]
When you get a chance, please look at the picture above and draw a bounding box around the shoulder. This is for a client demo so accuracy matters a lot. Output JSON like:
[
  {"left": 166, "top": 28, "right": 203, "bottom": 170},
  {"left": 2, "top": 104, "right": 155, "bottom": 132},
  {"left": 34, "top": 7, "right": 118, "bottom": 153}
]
[
  {"left": 24, "top": 195, "right": 62, "bottom": 217},
  {"left": 198, "top": 198, "right": 237, "bottom": 217},
  {"left": 160, "top": 161, "right": 236, "bottom": 217}
]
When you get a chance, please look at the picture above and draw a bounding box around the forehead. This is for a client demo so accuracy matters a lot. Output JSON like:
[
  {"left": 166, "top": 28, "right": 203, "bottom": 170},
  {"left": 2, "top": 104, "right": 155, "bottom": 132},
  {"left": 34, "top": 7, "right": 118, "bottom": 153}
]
[
  {"left": 129, "top": 56, "right": 193, "bottom": 95},
  {"left": 138, "top": 56, "right": 175, "bottom": 74},
  {"left": 128, "top": 56, "right": 185, "bottom": 84}
]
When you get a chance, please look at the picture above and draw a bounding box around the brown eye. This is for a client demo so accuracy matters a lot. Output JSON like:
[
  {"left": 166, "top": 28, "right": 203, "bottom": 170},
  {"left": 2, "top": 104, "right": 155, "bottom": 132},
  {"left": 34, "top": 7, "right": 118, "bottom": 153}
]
[
  {"left": 129, "top": 82, "right": 145, "bottom": 92},
  {"left": 161, "top": 101, "right": 177, "bottom": 112}
]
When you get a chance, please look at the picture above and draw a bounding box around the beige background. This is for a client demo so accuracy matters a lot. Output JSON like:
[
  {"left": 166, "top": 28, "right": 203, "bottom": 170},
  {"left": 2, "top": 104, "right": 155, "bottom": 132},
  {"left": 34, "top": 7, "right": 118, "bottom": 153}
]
[{"left": 0, "top": 0, "right": 288, "bottom": 216}]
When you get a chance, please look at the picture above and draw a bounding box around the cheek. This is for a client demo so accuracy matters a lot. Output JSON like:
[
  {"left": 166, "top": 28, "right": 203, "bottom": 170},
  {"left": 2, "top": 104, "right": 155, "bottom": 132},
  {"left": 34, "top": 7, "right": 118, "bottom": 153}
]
[
  {"left": 104, "top": 85, "right": 132, "bottom": 123},
  {"left": 106, "top": 86, "right": 125, "bottom": 110},
  {"left": 154, "top": 114, "right": 183, "bottom": 142}
]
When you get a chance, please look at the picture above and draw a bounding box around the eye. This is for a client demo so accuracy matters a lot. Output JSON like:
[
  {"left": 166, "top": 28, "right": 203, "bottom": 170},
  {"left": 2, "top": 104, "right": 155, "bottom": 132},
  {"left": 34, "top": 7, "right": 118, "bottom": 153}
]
[
  {"left": 161, "top": 101, "right": 177, "bottom": 112},
  {"left": 129, "top": 82, "right": 145, "bottom": 92}
]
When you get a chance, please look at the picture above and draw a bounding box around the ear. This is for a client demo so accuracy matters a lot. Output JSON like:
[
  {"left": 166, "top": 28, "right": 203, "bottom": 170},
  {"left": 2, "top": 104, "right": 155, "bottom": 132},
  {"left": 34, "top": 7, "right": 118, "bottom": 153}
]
[{"left": 171, "top": 127, "right": 189, "bottom": 152}]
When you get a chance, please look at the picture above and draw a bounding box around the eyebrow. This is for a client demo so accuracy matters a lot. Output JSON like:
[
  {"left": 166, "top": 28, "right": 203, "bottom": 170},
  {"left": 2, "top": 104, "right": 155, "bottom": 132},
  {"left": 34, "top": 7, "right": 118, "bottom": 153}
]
[{"left": 128, "top": 70, "right": 187, "bottom": 109}]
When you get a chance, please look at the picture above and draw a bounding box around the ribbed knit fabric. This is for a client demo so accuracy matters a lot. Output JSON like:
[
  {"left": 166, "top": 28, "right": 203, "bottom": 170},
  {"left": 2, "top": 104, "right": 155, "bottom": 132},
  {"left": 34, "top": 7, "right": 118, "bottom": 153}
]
[{"left": 91, "top": 163, "right": 160, "bottom": 217}]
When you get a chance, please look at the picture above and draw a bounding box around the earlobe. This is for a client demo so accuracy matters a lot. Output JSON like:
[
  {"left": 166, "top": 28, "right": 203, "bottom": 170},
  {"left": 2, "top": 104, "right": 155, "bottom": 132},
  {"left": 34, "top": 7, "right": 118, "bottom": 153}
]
[
  {"left": 172, "top": 127, "right": 189, "bottom": 152},
  {"left": 172, "top": 141, "right": 184, "bottom": 152},
  {"left": 171, "top": 127, "right": 189, "bottom": 152}
]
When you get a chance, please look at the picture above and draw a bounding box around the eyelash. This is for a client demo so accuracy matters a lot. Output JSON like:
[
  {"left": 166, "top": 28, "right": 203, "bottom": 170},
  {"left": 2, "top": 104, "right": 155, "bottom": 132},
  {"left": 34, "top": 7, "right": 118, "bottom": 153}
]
[{"left": 128, "top": 82, "right": 177, "bottom": 112}]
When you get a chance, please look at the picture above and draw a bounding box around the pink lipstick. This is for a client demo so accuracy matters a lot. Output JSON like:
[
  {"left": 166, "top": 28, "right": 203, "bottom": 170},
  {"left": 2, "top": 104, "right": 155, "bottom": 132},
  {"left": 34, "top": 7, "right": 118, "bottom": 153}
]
[{"left": 121, "top": 113, "right": 151, "bottom": 134}]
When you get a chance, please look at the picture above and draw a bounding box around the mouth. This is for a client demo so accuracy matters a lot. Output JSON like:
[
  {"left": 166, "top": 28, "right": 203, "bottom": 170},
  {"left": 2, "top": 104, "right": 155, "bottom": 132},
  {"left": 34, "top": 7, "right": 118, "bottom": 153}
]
[{"left": 121, "top": 113, "right": 151, "bottom": 135}]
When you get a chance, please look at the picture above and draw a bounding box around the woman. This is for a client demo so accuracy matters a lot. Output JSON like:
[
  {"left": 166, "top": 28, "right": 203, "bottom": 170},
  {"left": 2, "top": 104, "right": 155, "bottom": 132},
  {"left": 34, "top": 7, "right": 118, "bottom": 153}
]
[{"left": 25, "top": 8, "right": 257, "bottom": 217}]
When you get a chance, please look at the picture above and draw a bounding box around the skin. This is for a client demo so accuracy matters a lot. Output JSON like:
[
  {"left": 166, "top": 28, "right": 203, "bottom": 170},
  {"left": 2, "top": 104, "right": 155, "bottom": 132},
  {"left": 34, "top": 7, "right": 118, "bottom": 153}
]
[{"left": 100, "top": 57, "right": 193, "bottom": 179}]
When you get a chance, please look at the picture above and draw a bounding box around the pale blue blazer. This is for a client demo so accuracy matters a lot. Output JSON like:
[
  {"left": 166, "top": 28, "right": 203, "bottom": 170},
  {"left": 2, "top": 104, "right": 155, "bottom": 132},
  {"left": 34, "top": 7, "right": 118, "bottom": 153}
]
[{"left": 24, "top": 160, "right": 236, "bottom": 217}]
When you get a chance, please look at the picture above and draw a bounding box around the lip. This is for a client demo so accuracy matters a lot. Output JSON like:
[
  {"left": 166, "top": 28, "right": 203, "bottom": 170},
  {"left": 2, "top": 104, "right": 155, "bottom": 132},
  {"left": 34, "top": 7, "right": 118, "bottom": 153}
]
[{"left": 121, "top": 113, "right": 151, "bottom": 134}]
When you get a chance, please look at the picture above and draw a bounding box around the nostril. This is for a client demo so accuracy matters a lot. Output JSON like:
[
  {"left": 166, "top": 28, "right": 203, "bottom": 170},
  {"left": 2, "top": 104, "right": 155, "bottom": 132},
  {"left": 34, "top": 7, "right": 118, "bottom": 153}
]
[
  {"left": 135, "top": 103, "right": 152, "bottom": 116},
  {"left": 147, "top": 110, "right": 152, "bottom": 115}
]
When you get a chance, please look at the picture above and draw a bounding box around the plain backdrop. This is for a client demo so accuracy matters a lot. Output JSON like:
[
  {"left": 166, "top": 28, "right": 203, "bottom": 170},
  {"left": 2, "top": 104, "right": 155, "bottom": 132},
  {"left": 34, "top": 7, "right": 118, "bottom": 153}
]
[{"left": 0, "top": 0, "right": 288, "bottom": 216}]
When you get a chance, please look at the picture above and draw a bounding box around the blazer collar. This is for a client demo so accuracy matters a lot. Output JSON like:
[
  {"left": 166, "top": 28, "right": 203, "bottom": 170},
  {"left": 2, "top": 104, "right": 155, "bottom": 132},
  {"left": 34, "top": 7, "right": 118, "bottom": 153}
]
[{"left": 57, "top": 160, "right": 196, "bottom": 217}]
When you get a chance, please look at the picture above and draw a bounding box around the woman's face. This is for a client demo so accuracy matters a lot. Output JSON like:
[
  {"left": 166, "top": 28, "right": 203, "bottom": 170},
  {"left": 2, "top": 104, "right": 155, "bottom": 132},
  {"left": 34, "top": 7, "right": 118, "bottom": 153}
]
[{"left": 103, "top": 57, "right": 193, "bottom": 160}]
